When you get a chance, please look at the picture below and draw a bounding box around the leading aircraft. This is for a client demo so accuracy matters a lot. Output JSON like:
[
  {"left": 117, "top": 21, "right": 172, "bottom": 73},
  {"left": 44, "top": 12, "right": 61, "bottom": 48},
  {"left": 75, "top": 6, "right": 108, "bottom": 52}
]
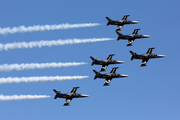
[
  {"left": 106, "top": 15, "right": 139, "bottom": 31},
  {"left": 53, "top": 87, "right": 89, "bottom": 106},
  {"left": 116, "top": 29, "right": 150, "bottom": 46},
  {"left": 90, "top": 54, "right": 124, "bottom": 71},
  {"left": 93, "top": 67, "right": 128, "bottom": 86},
  {"left": 130, "top": 48, "right": 165, "bottom": 67}
]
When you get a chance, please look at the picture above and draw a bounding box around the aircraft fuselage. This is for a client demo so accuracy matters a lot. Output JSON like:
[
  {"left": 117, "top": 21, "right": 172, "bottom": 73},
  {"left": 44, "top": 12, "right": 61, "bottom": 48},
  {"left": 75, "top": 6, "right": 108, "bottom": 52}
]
[
  {"left": 93, "top": 60, "right": 124, "bottom": 65},
  {"left": 108, "top": 20, "right": 138, "bottom": 26},
  {"left": 56, "top": 93, "right": 89, "bottom": 99},
  {"left": 119, "top": 34, "right": 150, "bottom": 40},
  {"left": 96, "top": 73, "right": 128, "bottom": 79},
  {"left": 134, "top": 54, "right": 165, "bottom": 59}
]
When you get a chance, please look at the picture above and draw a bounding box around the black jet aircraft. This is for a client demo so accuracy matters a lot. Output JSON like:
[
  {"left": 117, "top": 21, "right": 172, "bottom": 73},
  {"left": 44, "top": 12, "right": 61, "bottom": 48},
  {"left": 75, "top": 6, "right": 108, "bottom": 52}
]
[
  {"left": 106, "top": 15, "right": 139, "bottom": 31},
  {"left": 130, "top": 48, "right": 165, "bottom": 67},
  {"left": 93, "top": 67, "right": 128, "bottom": 86},
  {"left": 53, "top": 87, "right": 89, "bottom": 106},
  {"left": 90, "top": 54, "right": 124, "bottom": 72},
  {"left": 116, "top": 29, "right": 150, "bottom": 46}
]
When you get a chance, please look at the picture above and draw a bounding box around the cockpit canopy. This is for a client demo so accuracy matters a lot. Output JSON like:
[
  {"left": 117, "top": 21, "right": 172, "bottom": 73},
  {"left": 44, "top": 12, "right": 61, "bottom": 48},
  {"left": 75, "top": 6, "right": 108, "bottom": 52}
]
[
  {"left": 109, "top": 60, "right": 116, "bottom": 62},
  {"left": 74, "top": 93, "right": 81, "bottom": 96}
]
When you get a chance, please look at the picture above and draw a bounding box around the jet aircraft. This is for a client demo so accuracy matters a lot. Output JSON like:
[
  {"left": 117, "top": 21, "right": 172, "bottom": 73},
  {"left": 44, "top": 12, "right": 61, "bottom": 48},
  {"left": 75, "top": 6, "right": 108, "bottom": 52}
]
[
  {"left": 93, "top": 67, "right": 128, "bottom": 86},
  {"left": 90, "top": 54, "right": 124, "bottom": 71},
  {"left": 53, "top": 87, "right": 89, "bottom": 106},
  {"left": 130, "top": 48, "right": 165, "bottom": 67},
  {"left": 116, "top": 29, "right": 150, "bottom": 46},
  {"left": 106, "top": 15, "right": 139, "bottom": 31}
]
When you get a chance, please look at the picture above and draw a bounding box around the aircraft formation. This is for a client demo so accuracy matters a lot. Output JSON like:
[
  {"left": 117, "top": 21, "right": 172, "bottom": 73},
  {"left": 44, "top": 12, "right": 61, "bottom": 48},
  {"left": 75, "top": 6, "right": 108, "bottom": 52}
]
[
  {"left": 53, "top": 15, "right": 165, "bottom": 106},
  {"left": 0, "top": 15, "right": 165, "bottom": 106}
]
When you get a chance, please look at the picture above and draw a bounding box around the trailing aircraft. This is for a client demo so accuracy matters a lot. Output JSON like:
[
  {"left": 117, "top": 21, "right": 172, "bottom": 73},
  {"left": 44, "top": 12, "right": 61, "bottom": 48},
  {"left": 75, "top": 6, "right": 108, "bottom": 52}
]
[{"left": 53, "top": 87, "right": 89, "bottom": 106}]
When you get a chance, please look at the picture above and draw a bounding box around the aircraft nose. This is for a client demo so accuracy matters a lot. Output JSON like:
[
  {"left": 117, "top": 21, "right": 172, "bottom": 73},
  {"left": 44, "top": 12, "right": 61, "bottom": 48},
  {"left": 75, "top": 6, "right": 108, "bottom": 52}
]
[
  {"left": 117, "top": 61, "right": 124, "bottom": 64},
  {"left": 143, "top": 35, "right": 151, "bottom": 38},
  {"left": 82, "top": 94, "right": 89, "bottom": 97},
  {"left": 132, "top": 21, "right": 139, "bottom": 24},
  {"left": 158, "top": 55, "right": 165, "bottom": 58},
  {"left": 121, "top": 74, "right": 129, "bottom": 77}
]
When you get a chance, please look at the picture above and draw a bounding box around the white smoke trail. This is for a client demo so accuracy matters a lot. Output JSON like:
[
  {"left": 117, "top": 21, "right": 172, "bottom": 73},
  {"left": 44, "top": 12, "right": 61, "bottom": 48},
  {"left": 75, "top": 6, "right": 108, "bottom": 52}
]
[
  {"left": 0, "top": 76, "right": 89, "bottom": 84},
  {"left": 0, "top": 23, "right": 101, "bottom": 35},
  {"left": 0, "top": 38, "right": 114, "bottom": 51},
  {"left": 0, "top": 62, "right": 87, "bottom": 72},
  {"left": 0, "top": 94, "right": 50, "bottom": 101}
]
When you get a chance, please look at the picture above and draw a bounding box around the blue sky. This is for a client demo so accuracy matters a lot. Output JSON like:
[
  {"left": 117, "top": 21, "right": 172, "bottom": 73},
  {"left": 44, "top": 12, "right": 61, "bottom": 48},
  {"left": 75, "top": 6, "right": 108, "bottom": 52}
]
[{"left": 0, "top": 0, "right": 179, "bottom": 120}]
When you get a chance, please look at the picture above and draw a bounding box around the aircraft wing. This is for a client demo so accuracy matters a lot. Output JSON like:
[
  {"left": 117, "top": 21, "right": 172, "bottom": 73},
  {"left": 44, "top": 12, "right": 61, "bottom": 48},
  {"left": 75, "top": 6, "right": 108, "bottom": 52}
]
[
  {"left": 116, "top": 25, "right": 123, "bottom": 31},
  {"left": 103, "top": 78, "right": 112, "bottom": 86},
  {"left": 122, "top": 15, "right": 130, "bottom": 20},
  {"left": 106, "top": 54, "right": 115, "bottom": 60},
  {"left": 146, "top": 48, "right": 155, "bottom": 54},
  {"left": 64, "top": 98, "right": 73, "bottom": 106},
  {"left": 100, "top": 64, "right": 108, "bottom": 72},
  {"left": 127, "top": 39, "right": 134, "bottom": 46},
  {"left": 132, "top": 29, "right": 140, "bottom": 35},
  {"left": 110, "top": 67, "right": 119, "bottom": 74},
  {"left": 141, "top": 58, "right": 149, "bottom": 67},
  {"left": 70, "top": 87, "right": 79, "bottom": 93}
]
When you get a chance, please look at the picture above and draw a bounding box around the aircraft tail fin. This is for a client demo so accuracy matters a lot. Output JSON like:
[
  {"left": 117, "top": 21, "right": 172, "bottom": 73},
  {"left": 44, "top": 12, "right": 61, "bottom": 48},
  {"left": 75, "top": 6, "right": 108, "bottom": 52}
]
[
  {"left": 90, "top": 56, "right": 98, "bottom": 66},
  {"left": 116, "top": 32, "right": 123, "bottom": 41},
  {"left": 116, "top": 31, "right": 123, "bottom": 36},
  {"left": 90, "top": 56, "right": 97, "bottom": 62},
  {"left": 54, "top": 95, "right": 58, "bottom": 100},
  {"left": 129, "top": 51, "right": 137, "bottom": 56},
  {"left": 106, "top": 17, "right": 113, "bottom": 22},
  {"left": 106, "top": 17, "right": 113, "bottom": 26},
  {"left": 53, "top": 89, "right": 61, "bottom": 94},
  {"left": 93, "top": 70, "right": 100, "bottom": 75},
  {"left": 129, "top": 51, "right": 137, "bottom": 61},
  {"left": 93, "top": 70, "right": 101, "bottom": 80},
  {"left": 53, "top": 89, "right": 61, "bottom": 100}
]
